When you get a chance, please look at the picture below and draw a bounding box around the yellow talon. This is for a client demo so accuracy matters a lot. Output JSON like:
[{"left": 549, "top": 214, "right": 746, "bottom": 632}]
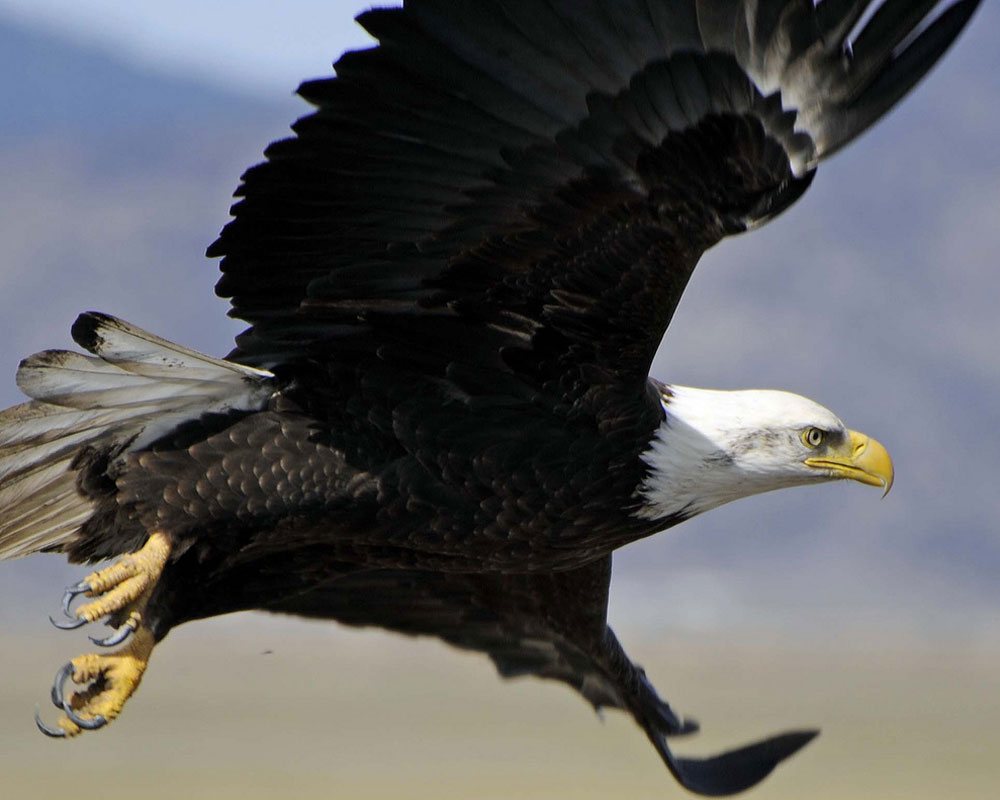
[
  {"left": 38, "top": 532, "right": 172, "bottom": 738},
  {"left": 75, "top": 532, "right": 172, "bottom": 623},
  {"left": 53, "top": 628, "right": 155, "bottom": 737}
]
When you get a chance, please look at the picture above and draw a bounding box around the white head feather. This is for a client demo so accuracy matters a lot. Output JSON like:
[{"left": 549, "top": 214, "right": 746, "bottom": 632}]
[{"left": 635, "top": 385, "right": 848, "bottom": 521}]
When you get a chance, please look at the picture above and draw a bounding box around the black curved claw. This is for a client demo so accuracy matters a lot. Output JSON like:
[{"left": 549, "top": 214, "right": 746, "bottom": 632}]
[
  {"left": 60, "top": 580, "right": 92, "bottom": 619},
  {"left": 66, "top": 708, "right": 107, "bottom": 731},
  {"left": 50, "top": 661, "right": 74, "bottom": 709},
  {"left": 89, "top": 621, "right": 135, "bottom": 648},
  {"left": 49, "top": 614, "right": 87, "bottom": 631},
  {"left": 48, "top": 660, "right": 107, "bottom": 731},
  {"left": 34, "top": 707, "right": 66, "bottom": 738}
]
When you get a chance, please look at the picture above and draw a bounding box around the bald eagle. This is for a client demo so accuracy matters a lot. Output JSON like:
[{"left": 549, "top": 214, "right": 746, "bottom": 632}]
[{"left": 0, "top": 0, "right": 979, "bottom": 795}]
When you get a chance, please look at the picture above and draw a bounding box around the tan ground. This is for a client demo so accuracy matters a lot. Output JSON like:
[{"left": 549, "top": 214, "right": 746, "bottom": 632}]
[{"left": 2, "top": 614, "right": 997, "bottom": 800}]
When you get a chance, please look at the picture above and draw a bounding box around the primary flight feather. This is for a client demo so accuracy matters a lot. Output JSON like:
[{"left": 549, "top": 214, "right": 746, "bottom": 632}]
[{"left": 0, "top": 1, "right": 978, "bottom": 795}]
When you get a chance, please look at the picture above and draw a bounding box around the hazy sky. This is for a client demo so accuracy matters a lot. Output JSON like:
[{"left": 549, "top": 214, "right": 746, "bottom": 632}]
[{"left": 0, "top": 0, "right": 378, "bottom": 94}]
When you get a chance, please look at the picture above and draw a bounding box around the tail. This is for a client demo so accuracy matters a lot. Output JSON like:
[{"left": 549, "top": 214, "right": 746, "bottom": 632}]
[{"left": 0, "top": 312, "right": 274, "bottom": 560}]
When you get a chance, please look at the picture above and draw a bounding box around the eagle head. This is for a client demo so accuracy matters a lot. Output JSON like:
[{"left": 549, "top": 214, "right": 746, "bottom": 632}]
[{"left": 636, "top": 385, "right": 894, "bottom": 521}]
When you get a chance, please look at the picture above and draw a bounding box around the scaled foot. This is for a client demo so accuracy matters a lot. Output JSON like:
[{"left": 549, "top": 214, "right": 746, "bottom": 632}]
[
  {"left": 37, "top": 628, "right": 155, "bottom": 737},
  {"left": 38, "top": 532, "right": 171, "bottom": 737}
]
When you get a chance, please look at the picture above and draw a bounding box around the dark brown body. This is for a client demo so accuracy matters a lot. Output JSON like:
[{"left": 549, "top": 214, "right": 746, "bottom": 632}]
[{"left": 114, "top": 383, "right": 676, "bottom": 636}]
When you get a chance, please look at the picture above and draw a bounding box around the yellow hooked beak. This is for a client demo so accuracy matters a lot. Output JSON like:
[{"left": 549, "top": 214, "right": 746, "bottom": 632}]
[{"left": 805, "top": 429, "right": 894, "bottom": 497}]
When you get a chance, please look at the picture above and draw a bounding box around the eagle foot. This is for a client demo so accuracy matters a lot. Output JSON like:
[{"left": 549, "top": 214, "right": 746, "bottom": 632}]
[
  {"left": 52, "top": 532, "right": 171, "bottom": 642},
  {"left": 35, "top": 627, "right": 155, "bottom": 738}
]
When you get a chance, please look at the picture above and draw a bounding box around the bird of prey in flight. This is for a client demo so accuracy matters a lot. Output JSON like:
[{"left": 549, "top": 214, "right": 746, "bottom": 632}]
[{"left": 0, "top": 0, "right": 980, "bottom": 794}]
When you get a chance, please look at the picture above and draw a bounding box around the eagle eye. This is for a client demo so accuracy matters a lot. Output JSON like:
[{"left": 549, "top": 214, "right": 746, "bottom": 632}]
[{"left": 803, "top": 427, "right": 824, "bottom": 448}]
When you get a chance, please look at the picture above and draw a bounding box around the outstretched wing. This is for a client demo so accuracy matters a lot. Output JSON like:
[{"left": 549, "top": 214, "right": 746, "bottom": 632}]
[
  {"left": 266, "top": 558, "right": 815, "bottom": 796},
  {"left": 268, "top": 559, "right": 625, "bottom": 708},
  {"left": 210, "top": 0, "right": 979, "bottom": 402}
]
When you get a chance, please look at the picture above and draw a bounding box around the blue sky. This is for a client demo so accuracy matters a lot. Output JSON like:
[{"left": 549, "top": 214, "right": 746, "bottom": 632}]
[{"left": 0, "top": 0, "right": 378, "bottom": 95}]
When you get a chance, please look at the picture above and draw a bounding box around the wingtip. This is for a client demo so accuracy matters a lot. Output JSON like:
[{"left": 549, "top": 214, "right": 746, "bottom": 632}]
[
  {"left": 818, "top": 0, "right": 984, "bottom": 159},
  {"left": 656, "top": 728, "right": 820, "bottom": 796}
]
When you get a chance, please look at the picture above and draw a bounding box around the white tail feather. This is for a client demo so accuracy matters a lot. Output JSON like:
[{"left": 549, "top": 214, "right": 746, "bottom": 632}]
[
  {"left": 74, "top": 313, "right": 273, "bottom": 379},
  {"left": 0, "top": 313, "right": 274, "bottom": 560}
]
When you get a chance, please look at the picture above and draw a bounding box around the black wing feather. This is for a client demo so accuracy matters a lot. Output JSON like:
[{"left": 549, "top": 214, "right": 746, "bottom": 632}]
[
  {"left": 265, "top": 558, "right": 816, "bottom": 797},
  {"left": 211, "top": 0, "right": 978, "bottom": 406}
]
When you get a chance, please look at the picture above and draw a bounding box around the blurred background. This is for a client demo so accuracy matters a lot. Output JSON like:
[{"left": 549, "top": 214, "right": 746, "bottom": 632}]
[{"left": 0, "top": 2, "right": 997, "bottom": 798}]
